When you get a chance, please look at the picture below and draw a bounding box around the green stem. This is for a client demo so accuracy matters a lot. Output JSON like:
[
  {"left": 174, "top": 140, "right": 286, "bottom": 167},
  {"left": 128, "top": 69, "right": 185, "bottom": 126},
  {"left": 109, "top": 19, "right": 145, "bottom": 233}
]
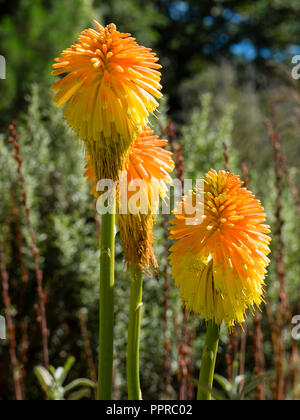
[
  {"left": 127, "top": 265, "right": 143, "bottom": 400},
  {"left": 98, "top": 200, "right": 116, "bottom": 400},
  {"left": 197, "top": 322, "right": 220, "bottom": 400}
]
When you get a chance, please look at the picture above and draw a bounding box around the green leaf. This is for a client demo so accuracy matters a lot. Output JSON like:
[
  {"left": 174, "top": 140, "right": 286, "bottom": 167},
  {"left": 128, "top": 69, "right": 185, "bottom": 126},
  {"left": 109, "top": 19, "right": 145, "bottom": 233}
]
[
  {"left": 234, "top": 375, "right": 245, "bottom": 388},
  {"left": 197, "top": 382, "right": 226, "bottom": 401},
  {"left": 214, "top": 374, "right": 232, "bottom": 394},
  {"left": 58, "top": 356, "right": 76, "bottom": 385},
  {"left": 54, "top": 367, "right": 65, "bottom": 384},
  {"left": 53, "top": 386, "right": 66, "bottom": 401},
  {"left": 49, "top": 366, "right": 56, "bottom": 376},
  {"left": 34, "top": 366, "right": 55, "bottom": 391},
  {"left": 64, "top": 378, "right": 95, "bottom": 394},
  {"left": 232, "top": 360, "right": 239, "bottom": 382},
  {"left": 241, "top": 373, "right": 273, "bottom": 399},
  {"left": 67, "top": 388, "right": 91, "bottom": 401},
  {"left": 233, "top": 374, "right": 245, "bottom": 397}
]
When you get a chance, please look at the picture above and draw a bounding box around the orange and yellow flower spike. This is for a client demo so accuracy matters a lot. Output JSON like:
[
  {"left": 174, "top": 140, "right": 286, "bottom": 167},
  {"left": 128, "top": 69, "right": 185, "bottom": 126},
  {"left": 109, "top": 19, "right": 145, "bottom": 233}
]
[
  {"left": 118, "top": 128, "right": 174, "bottom": 270},
  {"left": 52, "top": 21, "right": 162, "bottom": 181},
  {"left": 85, "top": 127, "right": 174, "bottom": 270},
  {"left": 169, "top": 170, "right": 272, "bottom": 328},
  {"left": 169, "top": 169, "right": 271, "bottom": 400}
]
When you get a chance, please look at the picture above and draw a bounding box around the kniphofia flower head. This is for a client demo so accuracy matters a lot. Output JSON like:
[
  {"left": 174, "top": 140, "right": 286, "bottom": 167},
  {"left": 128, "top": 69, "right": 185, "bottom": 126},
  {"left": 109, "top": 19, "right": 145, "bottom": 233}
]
[
  {"left": 85, "top": 127, "right": 174, "bottom": 270},
  {"left": 119, "top": 128, "right": 174, "bottom": 269},
  {"left": 169, "top": 170, "right": 271, "bottom": 328},
  {"left": 122, "top": 127, "right": 174, "bottom": 207},
  {"left": 52, "top": 21, "right": 162, "bottom": 181}
]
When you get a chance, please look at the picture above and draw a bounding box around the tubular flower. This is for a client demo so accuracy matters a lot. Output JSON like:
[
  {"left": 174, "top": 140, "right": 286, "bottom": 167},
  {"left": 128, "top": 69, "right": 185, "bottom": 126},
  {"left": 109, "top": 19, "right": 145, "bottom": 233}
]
[
  {"left": 119, "top": 128, "right": 174, "bottom": 269},
  {"left": 84, "top": 156, "right": 98, "bottom": 196},
  {"left": 123, "top": 127, "right": 174, "bottom": 207},
  {"left": 169, "top": 170, "right": 271, "bottom": 328},
  {"left": 52, "top": 21, "right": 162, "bottom": 181},
  {"left": 85, "top": 128, "right": 174, "bottom": 270}
]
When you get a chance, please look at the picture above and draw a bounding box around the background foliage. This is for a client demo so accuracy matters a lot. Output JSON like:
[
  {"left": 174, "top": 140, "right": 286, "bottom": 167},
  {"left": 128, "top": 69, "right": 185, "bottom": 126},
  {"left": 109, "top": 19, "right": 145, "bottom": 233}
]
[{"left": 0, "top": 0, "right": 299, "bottom": 400}]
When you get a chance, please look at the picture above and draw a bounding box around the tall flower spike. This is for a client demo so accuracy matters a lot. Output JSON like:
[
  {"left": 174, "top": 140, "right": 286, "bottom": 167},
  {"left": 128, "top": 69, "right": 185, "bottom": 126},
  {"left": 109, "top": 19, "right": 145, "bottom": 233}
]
[
  {"left": 119, "top": 128, "right": 174, "bottom": 270},
  {"left": 52, "top": 21, "right": 162, "bottom": 181},
  {"left": 169, "top": 170, "right": 271, "bottom": 328},
  {"left": 85, "top": 128, "right": 174, "bottom": 270}
]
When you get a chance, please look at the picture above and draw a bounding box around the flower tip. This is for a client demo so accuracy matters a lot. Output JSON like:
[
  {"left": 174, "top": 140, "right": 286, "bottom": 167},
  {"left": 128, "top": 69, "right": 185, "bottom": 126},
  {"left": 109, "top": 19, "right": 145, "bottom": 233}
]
[
  {"left": 93, "top": 19, "right": 104, "bottom": 32},
  {"left": 107, "top": 23, "right": 117, "bottom": 33}
]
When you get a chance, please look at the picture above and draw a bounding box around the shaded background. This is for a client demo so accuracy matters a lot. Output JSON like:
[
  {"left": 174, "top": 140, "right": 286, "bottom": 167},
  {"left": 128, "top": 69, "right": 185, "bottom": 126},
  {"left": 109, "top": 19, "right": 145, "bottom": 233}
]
[{"left": 0, "top": 0, "right": 299, "bottom": 400}]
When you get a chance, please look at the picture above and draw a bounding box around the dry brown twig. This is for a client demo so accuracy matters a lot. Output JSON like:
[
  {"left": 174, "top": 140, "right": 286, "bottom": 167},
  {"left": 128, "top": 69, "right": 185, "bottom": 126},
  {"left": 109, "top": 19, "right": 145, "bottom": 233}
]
[
  {"left": 223, "top": 141, "right": 231, "bottom": 172},
  {"left": 265, "top": 113, "right": 291, "bottom": 401},
  {"left": 8, "top": 121, "right": 49, "bottom": 368},
  {"left": 0, "top": 235, "right": 23, "bottom": 400},
  {"left": 240, "top": 163, "right": 266, "bottom": 400},
  {"left": 10, "top": 190, "right": 29, "bottom": 319},
  {"left": 265, "top": 106, "right": 300, "bottom": 401},
  {"left": 19, "top": 321, "right": 29, "bottom": 386}
]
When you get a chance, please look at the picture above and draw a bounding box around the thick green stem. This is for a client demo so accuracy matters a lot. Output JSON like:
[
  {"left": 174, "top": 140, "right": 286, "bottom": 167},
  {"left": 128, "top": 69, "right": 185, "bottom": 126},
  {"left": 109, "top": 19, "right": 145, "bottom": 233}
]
[
  {"left": 98, "top": 201, "right": 116, "bottom": 400},
  {"left": 127, "top": 266, "right": 143, "bottom": 400},
  {"left": 197, "top": 322, "right": 220, "bottom": 400}
]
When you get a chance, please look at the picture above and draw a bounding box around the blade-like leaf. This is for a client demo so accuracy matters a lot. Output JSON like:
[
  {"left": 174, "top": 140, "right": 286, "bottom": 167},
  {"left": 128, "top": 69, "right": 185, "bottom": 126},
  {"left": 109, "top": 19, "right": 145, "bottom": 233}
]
[
  {"left": 54, "top": 367, "right": 65, "bottom": 382},
  {"left": 64, "top": 378, "right": 95, "bottom": 394},
  {"left": 58, "top": 356, "right": 76, "bottom": 385},
  {"left": 34, "top": 366, "right": 54, "bottom": 391},
  {"left": 232, "top": 360, "right": 239, "bottom": 381},
  {"left": 67, "top": 388, "right": 91, "bottom": 401},
  {"left": 241, "top": 373, "right": 273, "bottom": 399},
  {"left": 197, "top": 381, "right": 226, "bottom": 401},
  {"left": 214, "top": 374, "right": 232, "bottom": 394},
  {"left": 49, "top": 366, "right": 56, "bottom": 376},
  {"left": 234, "top": 375, "right": 245, "bottom": 388}
]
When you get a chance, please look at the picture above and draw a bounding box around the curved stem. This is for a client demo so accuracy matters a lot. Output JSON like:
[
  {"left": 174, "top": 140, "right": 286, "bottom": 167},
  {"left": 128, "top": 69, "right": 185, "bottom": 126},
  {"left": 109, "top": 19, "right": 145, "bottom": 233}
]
[
  {"left": 197, "top": 322, "right": 220, "bottom": 400},
  {"left": 127, "top": 266, "right": 143, "bottom": 400},
  {"left": 97, "top": 202, "right": 116, "bottom": 400}
]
